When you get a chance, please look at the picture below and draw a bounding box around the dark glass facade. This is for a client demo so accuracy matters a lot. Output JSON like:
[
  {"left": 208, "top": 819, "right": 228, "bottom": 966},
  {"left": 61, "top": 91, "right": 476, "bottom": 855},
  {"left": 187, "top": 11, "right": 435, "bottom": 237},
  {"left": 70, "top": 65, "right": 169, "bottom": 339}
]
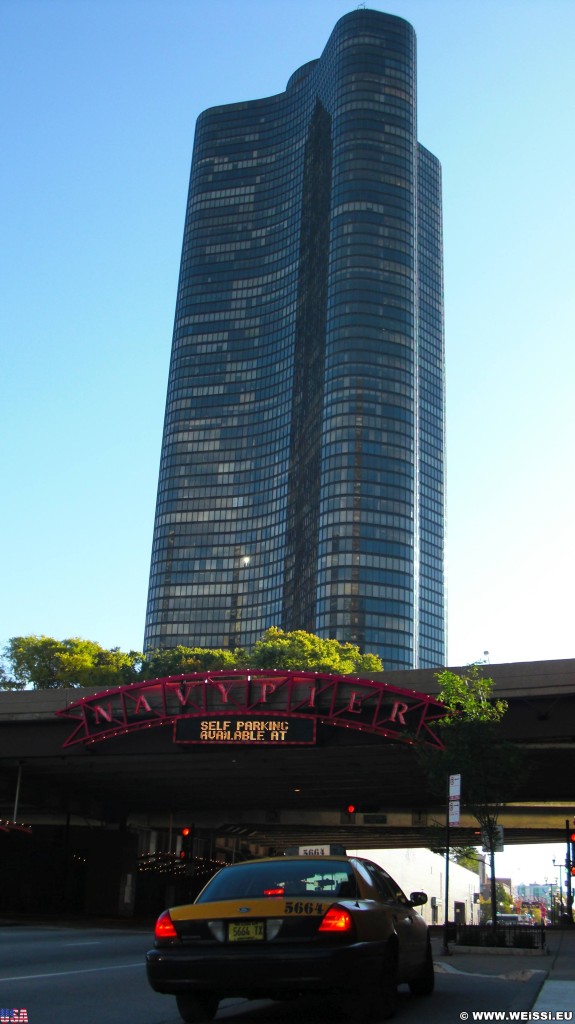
[{"left": 145, "top": 9, "right": 445, "bottom": 669}]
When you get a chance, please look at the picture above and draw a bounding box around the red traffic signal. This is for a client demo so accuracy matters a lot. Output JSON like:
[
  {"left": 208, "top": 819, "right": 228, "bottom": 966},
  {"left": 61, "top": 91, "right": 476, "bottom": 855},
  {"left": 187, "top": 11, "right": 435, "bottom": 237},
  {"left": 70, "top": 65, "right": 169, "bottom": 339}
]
[
  {"left": 341, "top": 803, "right": 356, "bottom": 822},
  {"left": 180, "top": 826, "right": 194, "bottom": 862}
]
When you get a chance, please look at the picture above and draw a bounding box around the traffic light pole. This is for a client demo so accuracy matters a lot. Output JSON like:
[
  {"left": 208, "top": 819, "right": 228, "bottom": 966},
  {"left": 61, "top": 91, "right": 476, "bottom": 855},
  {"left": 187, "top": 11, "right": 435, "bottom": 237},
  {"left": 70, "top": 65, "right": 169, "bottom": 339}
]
[
  {"left": 441, "top": 812, "right": 451, "bottom": 955},
  {"left": 567, "top": 818, "right": 574, "bottom": 924},
  {"left": 441, "top": 771, "right": 458, "bottom": 955}
]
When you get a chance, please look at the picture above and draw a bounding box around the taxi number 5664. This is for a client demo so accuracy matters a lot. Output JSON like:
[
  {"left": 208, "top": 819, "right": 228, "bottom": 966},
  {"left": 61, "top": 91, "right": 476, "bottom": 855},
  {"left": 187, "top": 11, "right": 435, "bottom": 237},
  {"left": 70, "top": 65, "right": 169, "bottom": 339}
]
[{"left": 284, "top": 901, "right": 325, "bottom": 915}]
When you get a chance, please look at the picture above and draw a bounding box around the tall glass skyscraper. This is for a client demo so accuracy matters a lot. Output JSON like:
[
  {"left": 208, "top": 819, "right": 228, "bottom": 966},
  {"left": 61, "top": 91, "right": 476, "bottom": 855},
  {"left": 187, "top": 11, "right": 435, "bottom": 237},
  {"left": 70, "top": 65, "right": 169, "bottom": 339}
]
[{"left": 145, "top": 9, "right": 445, "bottom": 669}]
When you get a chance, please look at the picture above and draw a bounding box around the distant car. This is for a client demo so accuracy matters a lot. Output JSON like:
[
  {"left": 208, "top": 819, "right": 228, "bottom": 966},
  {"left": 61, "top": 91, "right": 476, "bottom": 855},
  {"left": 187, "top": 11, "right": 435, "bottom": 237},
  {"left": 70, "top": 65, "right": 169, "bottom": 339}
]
[{"left": 146, "top": 846, "right": 434, "bottom": 1022}]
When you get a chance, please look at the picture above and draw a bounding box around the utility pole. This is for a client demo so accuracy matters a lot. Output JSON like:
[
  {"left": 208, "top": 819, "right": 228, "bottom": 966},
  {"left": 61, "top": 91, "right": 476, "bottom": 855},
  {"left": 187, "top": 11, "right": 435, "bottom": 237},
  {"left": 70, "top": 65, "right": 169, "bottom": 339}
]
[
  {"left": 442, "top": 773, "right": 461, "bottom": 955},
  {"left": 567, "top": 818, "right": 574, "bottom": 924}
]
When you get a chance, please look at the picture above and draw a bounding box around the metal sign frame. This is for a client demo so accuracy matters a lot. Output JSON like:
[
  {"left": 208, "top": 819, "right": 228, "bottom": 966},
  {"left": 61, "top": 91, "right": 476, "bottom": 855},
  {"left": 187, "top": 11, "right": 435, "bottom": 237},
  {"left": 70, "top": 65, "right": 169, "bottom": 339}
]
[{"left": 55, "top": 669, "right": 447, "bottom": 750}]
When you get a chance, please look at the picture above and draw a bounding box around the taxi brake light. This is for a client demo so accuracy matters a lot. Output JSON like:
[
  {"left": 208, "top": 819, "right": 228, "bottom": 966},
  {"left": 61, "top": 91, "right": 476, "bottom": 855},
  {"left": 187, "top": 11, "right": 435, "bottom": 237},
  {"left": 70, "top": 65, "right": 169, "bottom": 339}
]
[
  {"left": 318, "top": 906, "right": 353, "bottom": 933},
  {"left": 263, "top": 887, "right": 285, "bottom": 896},
  {"left": 155, "top": 909, "right": 178, "bottom": 940}
]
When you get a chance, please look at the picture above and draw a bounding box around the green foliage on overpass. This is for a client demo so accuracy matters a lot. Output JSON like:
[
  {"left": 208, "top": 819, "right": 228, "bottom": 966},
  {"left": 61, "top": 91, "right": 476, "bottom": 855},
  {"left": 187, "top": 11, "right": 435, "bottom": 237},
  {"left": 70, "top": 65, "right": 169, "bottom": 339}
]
[{"left": 1, "top": 627, "right": 383, "bottom": 690}]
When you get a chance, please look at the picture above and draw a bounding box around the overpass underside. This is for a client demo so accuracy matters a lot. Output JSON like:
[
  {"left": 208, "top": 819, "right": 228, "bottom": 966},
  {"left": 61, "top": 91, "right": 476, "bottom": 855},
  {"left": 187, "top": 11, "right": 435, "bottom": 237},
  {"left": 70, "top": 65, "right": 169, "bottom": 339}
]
[
  {"left": 1, "top": 664, "right": 574, "bottom": 845},
  {"left": 1, "top": 661, "right": 574, "bottom": 916}
]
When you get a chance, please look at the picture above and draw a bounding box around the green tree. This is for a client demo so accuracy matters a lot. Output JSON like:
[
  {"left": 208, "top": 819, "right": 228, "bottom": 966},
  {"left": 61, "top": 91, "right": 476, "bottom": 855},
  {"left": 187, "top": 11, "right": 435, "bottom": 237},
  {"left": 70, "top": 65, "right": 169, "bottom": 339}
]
[
  {"left": 3, "top": 629, "right": 383, "bottom": 690},
  {"left": 0, "top": 660, "right": 22, "bottom": 691},
  {"left": 451, "top": 846, "right": 480, "bottom": 873},
  {"left": 4, "top": 636, "right": 142, "bottom": 690},
  {"left": 479, "top": 884, "right": 514, "bottom": 923},
  {"left": 435, "top": 667, "right": 508, "bottom": 723},
  {"left": 419, "top": 666, "right": 524, "bottom": 928},
  {"left": 496, "top": 882, "right": 514, "bottom": 915},
  {"left": 246, "top": 627, "right": 383, "bottom": 675},
  {"left": 6, "top": 635, "right": 64, "bottom": 689},
  {"left": 141, "top": 646, "right": 242, "bottom": 678}
]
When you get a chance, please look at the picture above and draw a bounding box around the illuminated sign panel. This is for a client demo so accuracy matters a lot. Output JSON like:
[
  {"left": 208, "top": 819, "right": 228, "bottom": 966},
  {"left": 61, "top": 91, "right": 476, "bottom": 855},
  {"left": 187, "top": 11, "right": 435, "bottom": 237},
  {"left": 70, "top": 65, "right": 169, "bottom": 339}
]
[
  {"left": 175, "top": 716, "right": 316, "bottom": 745},
  {"left": 55, "top": 670, "right": 447, "bottom": 750}
]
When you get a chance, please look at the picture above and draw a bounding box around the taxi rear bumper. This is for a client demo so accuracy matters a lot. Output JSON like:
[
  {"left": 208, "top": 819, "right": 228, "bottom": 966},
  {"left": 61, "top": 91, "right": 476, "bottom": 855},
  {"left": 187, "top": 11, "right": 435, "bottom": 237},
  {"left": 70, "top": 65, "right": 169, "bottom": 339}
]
[{"left": 146, "top": 939, "right": 387, "bottom": 997}]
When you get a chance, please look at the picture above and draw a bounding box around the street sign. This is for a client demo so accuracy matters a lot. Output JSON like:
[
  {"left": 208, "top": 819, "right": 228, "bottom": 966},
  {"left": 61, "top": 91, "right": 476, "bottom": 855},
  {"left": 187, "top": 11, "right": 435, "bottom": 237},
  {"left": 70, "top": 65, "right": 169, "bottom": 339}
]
[
  {"left": 449, "top": 774, "right": 461, "bottom": 799},
  {"left": 448, "top": 799, "right": 461, "bottom": 826},
  {"left": 448, "top": 774, "right": 461, "bottom": 824},
  {"left": 482, "top": 825, "right": 504, "bottom": 852}
]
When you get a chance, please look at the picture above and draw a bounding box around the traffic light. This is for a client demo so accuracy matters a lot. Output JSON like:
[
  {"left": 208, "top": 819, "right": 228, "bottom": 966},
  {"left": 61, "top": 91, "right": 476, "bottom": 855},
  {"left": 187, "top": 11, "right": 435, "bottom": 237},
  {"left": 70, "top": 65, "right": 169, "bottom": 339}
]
[
  {"left": 341, "top": 802, "right": 383, "bottom": 823},
  {"left": 180, "top": 826, "right": 194, "bottom": 862}
]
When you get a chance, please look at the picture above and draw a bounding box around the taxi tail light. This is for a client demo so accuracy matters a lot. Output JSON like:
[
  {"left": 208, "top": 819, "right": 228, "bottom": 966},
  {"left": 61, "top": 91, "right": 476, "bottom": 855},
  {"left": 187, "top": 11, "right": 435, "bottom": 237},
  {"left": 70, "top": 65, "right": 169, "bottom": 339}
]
[
  {"left": 318, "top": 905, "right": 354, "bottom": 934},
  {"left": 155, "top": 909, "right": 178, "bottom": 940}
]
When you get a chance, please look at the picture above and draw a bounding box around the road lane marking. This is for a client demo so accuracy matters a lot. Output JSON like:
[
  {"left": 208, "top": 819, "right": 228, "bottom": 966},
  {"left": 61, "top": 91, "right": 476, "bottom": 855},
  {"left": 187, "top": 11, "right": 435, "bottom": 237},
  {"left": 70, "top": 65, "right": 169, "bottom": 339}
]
[
  {"left": 63, "top": 941, "right": 102, "bottom": 946},
  {"left": 0, "top": 962, "right": 144, "bottom": 982}
]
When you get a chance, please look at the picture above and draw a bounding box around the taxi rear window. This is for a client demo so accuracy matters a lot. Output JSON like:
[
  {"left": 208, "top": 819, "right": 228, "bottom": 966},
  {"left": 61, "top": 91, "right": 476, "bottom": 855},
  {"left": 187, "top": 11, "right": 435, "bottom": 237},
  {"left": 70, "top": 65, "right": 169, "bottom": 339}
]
[{"left": 196, "top": 859, "right": 358, "bottom": 902}]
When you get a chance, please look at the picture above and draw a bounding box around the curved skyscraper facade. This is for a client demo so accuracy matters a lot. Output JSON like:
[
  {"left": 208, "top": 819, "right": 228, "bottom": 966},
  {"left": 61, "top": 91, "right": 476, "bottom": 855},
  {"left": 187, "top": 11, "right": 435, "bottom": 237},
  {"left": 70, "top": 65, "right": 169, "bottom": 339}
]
[{"left": 145, "top": 9, "right": 445, "bottom": 669}]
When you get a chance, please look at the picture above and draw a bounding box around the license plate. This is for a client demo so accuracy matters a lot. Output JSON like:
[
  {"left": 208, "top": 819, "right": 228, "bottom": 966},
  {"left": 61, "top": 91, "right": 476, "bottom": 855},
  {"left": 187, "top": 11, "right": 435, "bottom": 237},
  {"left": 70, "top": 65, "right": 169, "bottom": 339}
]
[{"left": 228, "top": 921, "right": 265, "bottom": 942}]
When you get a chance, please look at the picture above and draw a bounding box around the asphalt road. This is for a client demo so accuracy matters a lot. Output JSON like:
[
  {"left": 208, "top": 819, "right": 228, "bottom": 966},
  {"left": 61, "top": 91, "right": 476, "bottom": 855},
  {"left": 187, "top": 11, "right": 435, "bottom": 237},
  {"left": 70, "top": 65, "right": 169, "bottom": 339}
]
[{"left": 0, "top": 925, "right": 546, "bottom": 1024}]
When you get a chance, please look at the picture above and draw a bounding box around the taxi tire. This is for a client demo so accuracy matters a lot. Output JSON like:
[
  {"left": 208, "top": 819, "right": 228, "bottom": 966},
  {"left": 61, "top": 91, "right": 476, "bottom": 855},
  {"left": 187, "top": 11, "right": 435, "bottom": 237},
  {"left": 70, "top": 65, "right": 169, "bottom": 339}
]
[
  {"left": 175, "top": 992, "right": 219, "bottom": 1023},
  {"left": 408, "top": 940, "right": 434, "bottom": 996}
]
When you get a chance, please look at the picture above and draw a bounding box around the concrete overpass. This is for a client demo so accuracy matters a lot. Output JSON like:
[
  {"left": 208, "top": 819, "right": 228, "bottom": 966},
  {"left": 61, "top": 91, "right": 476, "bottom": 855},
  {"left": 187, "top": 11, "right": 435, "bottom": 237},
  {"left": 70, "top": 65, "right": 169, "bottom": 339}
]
[{"left": 1, "top": 658, "right": 573, "bottom": 854}]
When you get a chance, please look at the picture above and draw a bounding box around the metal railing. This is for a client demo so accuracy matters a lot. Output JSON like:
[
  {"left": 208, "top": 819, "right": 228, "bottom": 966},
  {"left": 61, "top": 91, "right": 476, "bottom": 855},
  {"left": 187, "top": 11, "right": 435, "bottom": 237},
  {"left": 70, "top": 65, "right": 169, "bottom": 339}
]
[{"left": 455, "top": 924, "right": 546, "bottom": 950}]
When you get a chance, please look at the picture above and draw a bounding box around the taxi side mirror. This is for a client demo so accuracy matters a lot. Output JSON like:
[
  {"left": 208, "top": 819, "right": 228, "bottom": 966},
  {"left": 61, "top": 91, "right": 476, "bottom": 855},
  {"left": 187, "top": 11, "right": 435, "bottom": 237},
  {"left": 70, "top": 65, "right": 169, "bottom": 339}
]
[{"left": 409, "top": 891, "right": 428, "bottom": 907}]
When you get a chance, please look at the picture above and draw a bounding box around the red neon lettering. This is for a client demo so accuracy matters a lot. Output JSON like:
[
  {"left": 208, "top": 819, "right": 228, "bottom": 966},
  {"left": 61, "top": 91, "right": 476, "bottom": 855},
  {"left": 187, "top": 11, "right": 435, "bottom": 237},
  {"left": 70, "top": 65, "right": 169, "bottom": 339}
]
[
  {"left": 92, "top": 704, "right": 113, "bottom": 724},
  {"left": 389, "top": 701, "right": 409, "bottom": 725},
  {"left": 171, "top": 685, "right": 192, "bottom": 707},
  {"left": 290, "top": 683, "right": 316, "bottom": 709},
  {"left": 346, "top": 691, "right": 364, "bottom": 714},
  {"left": 134, "top": 696, "right": 152, "bottom": 714},
  {"left": 215, "top": 681, "right": 238, "bottom": 703},
  {"left": 166, "top": 681, "right": 203, "bottom": 707},
  {"left": 258, "top": 683, "right": 276, "bottom": 702}
]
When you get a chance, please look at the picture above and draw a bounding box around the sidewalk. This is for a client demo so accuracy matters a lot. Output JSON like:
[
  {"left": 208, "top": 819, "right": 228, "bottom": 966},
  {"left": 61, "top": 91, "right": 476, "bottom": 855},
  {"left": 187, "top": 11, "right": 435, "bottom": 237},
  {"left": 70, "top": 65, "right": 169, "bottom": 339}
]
[
  {"left": 433, "top": 928, "right": 575, "bottom": 1012},
  {"left": 532, "top": 928, "right": 575, "bottom": 1013}
]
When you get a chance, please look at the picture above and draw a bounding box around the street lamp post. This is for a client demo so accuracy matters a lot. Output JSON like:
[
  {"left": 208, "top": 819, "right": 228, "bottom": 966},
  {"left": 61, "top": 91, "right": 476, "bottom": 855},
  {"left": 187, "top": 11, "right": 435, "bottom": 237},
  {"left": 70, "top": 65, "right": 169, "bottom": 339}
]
[
  {"left": 553, "top": 858, "right": 564, "bottom": 919},
  {"left": 548, "top": 881, "right": 557, "bottom": 926},
  {"left": 545, "top": 878, "right": 552, "bottom": 926}
]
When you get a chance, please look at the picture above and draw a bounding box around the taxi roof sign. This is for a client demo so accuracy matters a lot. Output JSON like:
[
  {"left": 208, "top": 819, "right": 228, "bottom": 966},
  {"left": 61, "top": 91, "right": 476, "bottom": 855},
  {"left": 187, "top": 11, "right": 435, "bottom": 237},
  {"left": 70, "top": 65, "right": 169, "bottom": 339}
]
[{"left": 284, "top": 844, "right": 347, "bottom": 857}]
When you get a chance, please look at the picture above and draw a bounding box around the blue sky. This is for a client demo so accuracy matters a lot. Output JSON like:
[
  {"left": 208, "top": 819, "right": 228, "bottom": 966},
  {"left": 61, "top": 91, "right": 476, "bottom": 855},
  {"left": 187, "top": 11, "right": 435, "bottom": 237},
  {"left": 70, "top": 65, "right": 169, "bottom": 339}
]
[{"left": 2, "top": 0, "right": 574, "bottom": 668}]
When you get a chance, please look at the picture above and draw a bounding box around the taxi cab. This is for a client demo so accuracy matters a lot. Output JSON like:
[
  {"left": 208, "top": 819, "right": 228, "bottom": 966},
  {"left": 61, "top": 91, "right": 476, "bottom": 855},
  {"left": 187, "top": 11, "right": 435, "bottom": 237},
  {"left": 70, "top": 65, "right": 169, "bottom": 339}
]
[{"left": 146, "top": 845, "right": 434, "bottom": 1022}]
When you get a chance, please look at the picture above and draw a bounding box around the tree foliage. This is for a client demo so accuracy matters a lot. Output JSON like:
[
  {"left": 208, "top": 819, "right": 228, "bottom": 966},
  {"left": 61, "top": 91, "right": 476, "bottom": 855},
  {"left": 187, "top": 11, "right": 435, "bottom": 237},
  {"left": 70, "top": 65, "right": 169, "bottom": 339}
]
[
  {"left": 419, "top": 665, "right": 526, "bottom": 927},
  {"left": 141, "top": 646, "right": 242, "bottom": 679},
  {"left": 419, "top": 666, "right": 525, "bottom": 818},
  {"left": 1, "top": 628, "right": 383, "bottom": 690},
  {"left": 428, "top": 666, "right": 523, "bottom": 824},
  {"left": 4, "top": 636, "right": 142, "bottom": 690},
  {"left": 435, "top": 666, "right": 508, "bottom": 723},
  {"left": 451, "top": 846, "right": 480, "bottom": 873},
  {"left": 247, "top": 627, "right": 383, "bottom": 675}
]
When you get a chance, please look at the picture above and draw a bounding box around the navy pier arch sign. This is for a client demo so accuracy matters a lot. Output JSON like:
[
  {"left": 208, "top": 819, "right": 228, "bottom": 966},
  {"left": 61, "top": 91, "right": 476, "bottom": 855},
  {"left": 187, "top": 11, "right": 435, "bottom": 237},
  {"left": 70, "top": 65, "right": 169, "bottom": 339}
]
[{"left": 56, "top": 670, "right": 447, "bottom": 750}]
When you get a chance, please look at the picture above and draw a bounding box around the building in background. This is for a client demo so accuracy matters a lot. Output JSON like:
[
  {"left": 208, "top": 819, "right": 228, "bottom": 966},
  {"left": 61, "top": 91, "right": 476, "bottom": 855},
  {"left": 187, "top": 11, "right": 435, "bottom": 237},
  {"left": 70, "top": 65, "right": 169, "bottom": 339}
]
[
  {"left": 362, "top": 848, "right": 482, "bottom": 926},
  {"left": 145, "top": 9, "right": 445, "bottom": 668}
]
